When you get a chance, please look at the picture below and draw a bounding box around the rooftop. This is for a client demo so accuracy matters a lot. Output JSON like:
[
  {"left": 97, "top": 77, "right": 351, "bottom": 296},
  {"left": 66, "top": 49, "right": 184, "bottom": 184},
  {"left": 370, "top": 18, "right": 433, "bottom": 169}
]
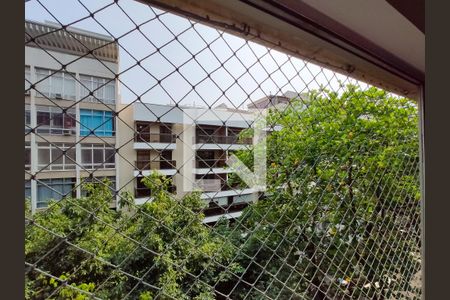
[{"left": 25, "top": 19, "right": 119, "bottom": 63}]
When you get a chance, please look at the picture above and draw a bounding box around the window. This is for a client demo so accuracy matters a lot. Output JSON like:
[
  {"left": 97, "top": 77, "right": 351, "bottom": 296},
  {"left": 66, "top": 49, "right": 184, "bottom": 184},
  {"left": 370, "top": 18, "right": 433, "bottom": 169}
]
[
  {"left": 25, "top": 180, "right": 31, "bottom": 200},
  {"left": 80, "top": 143, "right": 115, "bottom": 169},
  {"left": 36, "top": 106, "right": 76, "bottom": 135},
  {"left": 35, "top": 68, "right": 76, "bottom": 100},
  {"left": 25, "top": 66, "right": 31, "bottom": 94},
  {"left": 25, "top": 142, "right": 31, "bottom": 171},
  {"left": 37, "top": 143, "right": 76, "bottom": 171},
  {"left": 80, "top": 74, "right": 115, "bottom": 104},
  {"left": 25, "top": 104, "right": 31, "bottom": 133},
  {"left": 36, "top": 178, "right": 75, "bottom": 208},
  {"left": 80, "top": 109, "right": 114, "bottom": 137}
]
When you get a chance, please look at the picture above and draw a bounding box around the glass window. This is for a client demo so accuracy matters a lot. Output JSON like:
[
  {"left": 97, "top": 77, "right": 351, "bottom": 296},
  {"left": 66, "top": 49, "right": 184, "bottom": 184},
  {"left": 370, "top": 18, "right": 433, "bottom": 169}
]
[
  {"left": 36, "top": 178, "right": 75, "bottom": 208},
  {"left": 37, "top": 143, "right": 76, "bottom": 171},
  {"left": 25, "top": 66, "right": 31, "bottom": 94},
  {"left": 25, "top": 104, "right": 31, "bottom": 133},
  {"left": 105, "top": 82, "right": 115, "bottom": 102},
  {"left": 80, "top": 109, "right": 115, "bottom": 137},
  {"left": 36, "top": 106, "right": 76, "bottom": 136},
  {"left": 79, "top": 74, "right": 115, "bottom": 104},
  {"left": 52, "top": 72, "right": 64, "bottom": 96},
  {"left": 37, "top": 147, "right": 50, "bottom": 168},
  {"left": 80, "top": 144, "right": 115, "bottom": 169},
  {"left": 25, "top": 180, "right": 31, "bottom": 200},
  {"left": 81, "top": 149, "right": 92, "bottom": 165},
  {"left": 25, "top": 142, "right": 31, "bottom": 170},
  {"left": 93, "top": 149, "right": 103, "bottom": 164},
  {"left": 35, "top": 68, "right": 50, "bottom": 97},
  {"left": 37, "top": 111, "right": 50, "bottom": 126},
  {"left": 34, "top": 68, "right": 76, "bottom": 100},
  {"left": 105, "top": 149, "right": 115, "bottom": 164}
]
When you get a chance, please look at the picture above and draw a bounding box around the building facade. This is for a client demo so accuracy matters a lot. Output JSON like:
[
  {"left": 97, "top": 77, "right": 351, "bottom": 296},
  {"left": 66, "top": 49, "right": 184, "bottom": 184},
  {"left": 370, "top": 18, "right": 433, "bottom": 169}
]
[
  {"left": 24, "top": 20, "right": 303, "bottom": 223},
  {"left": 117, "top": 103, "right": 259, "bottom": 223},
  {"left": 25, "top": 20, "right": 120, "bottom": 212}
]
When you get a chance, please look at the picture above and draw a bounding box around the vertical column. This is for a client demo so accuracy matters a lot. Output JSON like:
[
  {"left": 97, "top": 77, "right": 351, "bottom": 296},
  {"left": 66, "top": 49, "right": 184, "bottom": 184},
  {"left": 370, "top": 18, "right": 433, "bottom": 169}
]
[
  {"left": 418, "top": 85, "right": 425, "bottom": 300},
  {"left": 30, "top": 66, "right": 38, "bottom": 214},
  {"left": 114, "top": 76, "right": 120, "bottom": 210},
  {"left": 75, "top": 73, "right": 81, "bottom": 198}
]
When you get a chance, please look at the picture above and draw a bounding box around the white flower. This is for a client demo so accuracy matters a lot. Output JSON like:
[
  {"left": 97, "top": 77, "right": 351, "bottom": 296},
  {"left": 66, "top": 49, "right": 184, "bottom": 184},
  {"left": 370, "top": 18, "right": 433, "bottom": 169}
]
[
  {"left": 307, "top": 181, "right": 317, "bottom": 189},
  {"left": 335, "top": 224, "right": 346, "bottom": 231}
]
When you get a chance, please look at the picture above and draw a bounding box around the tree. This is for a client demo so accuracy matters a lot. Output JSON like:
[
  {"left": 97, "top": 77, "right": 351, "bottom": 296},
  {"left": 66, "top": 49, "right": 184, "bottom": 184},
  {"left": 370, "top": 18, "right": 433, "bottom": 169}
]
[
  {"left": 25, "top": 173, "right": 239, "bottom": 299},
  {"left": 222, "top": 85, "right": 421, "bottom": 299}
]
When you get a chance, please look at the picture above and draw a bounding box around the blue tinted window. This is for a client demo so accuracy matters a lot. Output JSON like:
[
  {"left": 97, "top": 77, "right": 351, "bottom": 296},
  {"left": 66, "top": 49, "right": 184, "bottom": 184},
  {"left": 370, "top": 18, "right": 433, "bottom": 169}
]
[
  {"left": 80, "top": 109, "right": 114, "bottom": 137},
  {"left": 36, "top": 178, "right": 75, "bottom": 208}
]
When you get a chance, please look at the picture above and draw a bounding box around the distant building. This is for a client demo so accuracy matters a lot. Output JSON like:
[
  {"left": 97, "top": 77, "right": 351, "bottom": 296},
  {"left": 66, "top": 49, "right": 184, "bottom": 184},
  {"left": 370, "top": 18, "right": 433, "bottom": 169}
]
[
  {"left": 247, "top": 90, "right": 308, "bottom": 110},
  {"left": 25, "top": 20, "right": 120, "bottom": 211},
  {"left": 117, "top": 103, "right": 259, "bottom": 224}
]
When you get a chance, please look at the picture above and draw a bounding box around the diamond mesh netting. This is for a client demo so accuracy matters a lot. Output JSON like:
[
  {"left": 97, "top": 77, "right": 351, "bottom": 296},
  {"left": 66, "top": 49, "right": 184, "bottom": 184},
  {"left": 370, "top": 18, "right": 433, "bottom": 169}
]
[{"left": 25, "top": 1, "right": 421, "bottom": 299}]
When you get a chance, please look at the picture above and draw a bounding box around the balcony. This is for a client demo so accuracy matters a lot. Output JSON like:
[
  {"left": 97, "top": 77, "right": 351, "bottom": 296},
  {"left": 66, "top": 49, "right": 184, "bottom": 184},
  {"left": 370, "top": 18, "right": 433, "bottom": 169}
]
[
  {"left": 195, "top": 134, "right": 252, "bottom": 145},
  {"left": 195, "top": 158, "right": 226, "bottom": 168},
  {"left": 134, "top": 133, "right": 177, "bottom": 151},
  {"left": 194, "top": 157, "right": 232, "bottom": 174},
  {"left": 134, "top": 159, "right": 176, "bottom": 176},
  {"left": 195, "top": 179, "right": 243, "bottom": 192},
  {"left": 135, "top": 132, "right": 176, "bottom": 143},
  {"left": 203, "top": 202, "right": 249, "bottom": 217},
  {"left": 135, "top": 185, "right": 176, "bottom": 198},
  {"left": 135, "top": 159, "right": 176, "bottom": 170},
  {"left": 36, "top": 127, "right": 77, "bottom": 136}
]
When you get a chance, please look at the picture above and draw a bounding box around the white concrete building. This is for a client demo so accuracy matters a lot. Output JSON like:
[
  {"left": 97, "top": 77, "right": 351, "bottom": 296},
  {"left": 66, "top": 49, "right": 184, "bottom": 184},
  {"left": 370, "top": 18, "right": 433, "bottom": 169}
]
[
  {"left": 25, "top": 20, "right": 120, "bottom": 212},
  {"left": 117, "top": 102, "right": 259, "bottom": 223}
]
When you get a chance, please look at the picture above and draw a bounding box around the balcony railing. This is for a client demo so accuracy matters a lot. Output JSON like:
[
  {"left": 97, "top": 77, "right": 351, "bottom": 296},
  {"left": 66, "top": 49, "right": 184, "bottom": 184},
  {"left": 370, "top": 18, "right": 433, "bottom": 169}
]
[
  {"left": 135, "top": 132, "right": 176, "bottom": 143},
  {"left": 135, "top": 159, "right": 176, "bottom": 170},
  {"left": 203, "top": 202, "right": 250, "bottom": 217},
  {"left": 194, "top": 179, "right": 243, "bottom": 192},
  {"left": 36, "top": 127, "right": 77, "bottom": 136},
  {"left": 195, "top": 134, "right": 252, "bottom": 145},
  {"left": 135, "top": 185, "right": 176, "bottom": 198},
  {"left": 195, "top": 158, "right": 226, "bottom": 168}
]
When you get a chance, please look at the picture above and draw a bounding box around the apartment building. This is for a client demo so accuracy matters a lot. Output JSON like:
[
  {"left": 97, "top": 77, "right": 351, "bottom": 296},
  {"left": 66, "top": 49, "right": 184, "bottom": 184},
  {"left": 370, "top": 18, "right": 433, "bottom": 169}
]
[
  {"left": 247, "top": 90, "right": 308, "bottom": 110},
  {"left": 23, "top": 20, "right": 306, "bottom": 222},
  {"left": 117, "top": 103, "right": 259, "bottom": 223},
  {"left": 24, "top": 20, "right": 119, "bottom": 212}
]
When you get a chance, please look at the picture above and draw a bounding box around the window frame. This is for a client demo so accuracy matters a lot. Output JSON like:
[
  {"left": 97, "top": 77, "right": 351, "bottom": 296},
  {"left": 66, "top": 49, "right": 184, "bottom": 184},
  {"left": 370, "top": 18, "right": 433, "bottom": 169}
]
[
  {"left": 25, "top": 104, "right": 31, "bottom": 133},
  {"left": 37, "top": 142, "right": 76, "bottom": 171},
  {"left": 79, "top": 74, "right": 116, "bottom": 105},
  {"left": 80, "top": 109, "right": 115, "bottom": 137},
  {"left": 35, "top": 106, "right": 76, "bottom": 136},
  {"left": 36, "top": 178, "right": 76, "bottom": 208},
  {"left": 25, "top": 142, "right": 31, "bottom": 171},
  {"left": 25, "top": 66, "right": 31, "bottom": 95},
  {"left": 80, "top": 143, "right": 115, "bottom": 170},
  {"left": 35, "top": 67, "right": 77, "bottom": 100}
]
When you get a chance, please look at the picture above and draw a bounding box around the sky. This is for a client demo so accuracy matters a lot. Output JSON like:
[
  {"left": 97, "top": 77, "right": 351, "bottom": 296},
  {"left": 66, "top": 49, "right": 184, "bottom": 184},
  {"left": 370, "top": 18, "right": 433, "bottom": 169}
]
[{"left": 25, "top": 0, "right": 362, "bottom": 108}]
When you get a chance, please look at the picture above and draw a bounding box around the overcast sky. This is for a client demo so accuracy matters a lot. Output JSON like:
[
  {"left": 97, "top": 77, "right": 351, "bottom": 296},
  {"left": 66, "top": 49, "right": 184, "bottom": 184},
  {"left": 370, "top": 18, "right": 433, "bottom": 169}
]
[{"left": 25, "top": 0, "right": 360, "bottom": 108}]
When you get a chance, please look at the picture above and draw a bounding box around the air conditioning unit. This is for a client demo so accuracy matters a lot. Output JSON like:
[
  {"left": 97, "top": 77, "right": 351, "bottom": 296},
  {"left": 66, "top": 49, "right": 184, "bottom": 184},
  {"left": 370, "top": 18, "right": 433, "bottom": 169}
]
[
  {"left": 54, "top": 93, "right": 63, "bottom": 99},
  {"left": 63, "top": 129, "right": 76, "bottom": 136}
]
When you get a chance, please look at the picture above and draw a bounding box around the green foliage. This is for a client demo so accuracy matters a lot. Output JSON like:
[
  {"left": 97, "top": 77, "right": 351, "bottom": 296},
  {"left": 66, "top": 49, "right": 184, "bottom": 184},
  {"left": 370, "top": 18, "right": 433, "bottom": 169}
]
[
  {"left": 26, "top": 174, "right": 236, "bottom": 299},
  {"left": 224, "top": 85, "right": 421, "bottom": 299},
  {"left": 25, "top": 85, "right": 420, "bottom": 299}
]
